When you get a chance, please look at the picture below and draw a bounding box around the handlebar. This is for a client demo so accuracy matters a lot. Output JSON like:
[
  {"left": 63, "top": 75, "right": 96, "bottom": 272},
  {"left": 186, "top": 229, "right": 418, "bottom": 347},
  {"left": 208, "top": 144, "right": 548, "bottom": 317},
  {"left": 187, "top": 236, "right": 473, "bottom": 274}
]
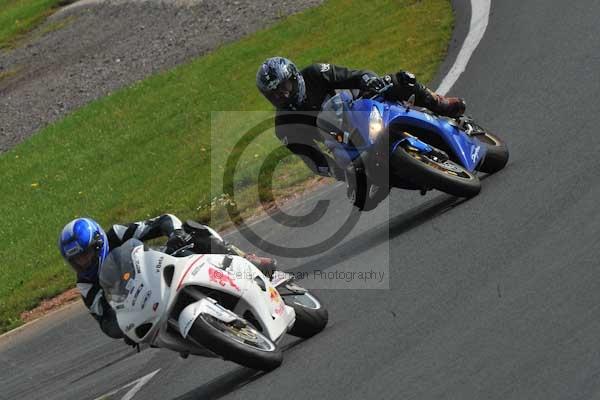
[{"left": 369, "top": 83, "right": 394, "bottom": 100}]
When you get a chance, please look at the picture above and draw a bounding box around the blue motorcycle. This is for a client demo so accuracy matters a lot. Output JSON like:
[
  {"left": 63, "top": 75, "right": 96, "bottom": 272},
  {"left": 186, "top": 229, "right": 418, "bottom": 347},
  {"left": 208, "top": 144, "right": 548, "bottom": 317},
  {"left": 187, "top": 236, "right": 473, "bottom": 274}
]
[{"left": 316, "top": 90, "right": 509, "bottom": 210}]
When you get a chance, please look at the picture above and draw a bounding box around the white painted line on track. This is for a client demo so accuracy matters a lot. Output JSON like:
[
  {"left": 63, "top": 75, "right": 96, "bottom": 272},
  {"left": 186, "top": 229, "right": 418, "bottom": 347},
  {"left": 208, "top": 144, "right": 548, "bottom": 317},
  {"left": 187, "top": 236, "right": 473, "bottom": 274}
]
[
  {"left": 436, "top": 0, "right": 491, "bottom": 95},
  {"left": 94, "top": 369, "right": 161, "bottom": 400}
]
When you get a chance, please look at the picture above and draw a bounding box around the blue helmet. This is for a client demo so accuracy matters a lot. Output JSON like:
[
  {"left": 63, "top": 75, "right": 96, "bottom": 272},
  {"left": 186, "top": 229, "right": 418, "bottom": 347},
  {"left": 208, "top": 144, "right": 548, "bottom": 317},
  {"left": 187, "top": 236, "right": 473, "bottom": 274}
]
[
  {"left": 256, "top": 57, "right": 306, "bottom": 109},
  {"left": 58, "top": 218, "right": 109, "bottom": 281}
]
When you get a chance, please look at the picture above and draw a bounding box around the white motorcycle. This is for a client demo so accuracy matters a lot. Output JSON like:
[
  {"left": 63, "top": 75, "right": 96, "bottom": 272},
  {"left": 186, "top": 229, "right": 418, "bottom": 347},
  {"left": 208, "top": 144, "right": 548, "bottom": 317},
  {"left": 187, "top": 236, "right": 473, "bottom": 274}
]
[{"left": 99, "top": 223, "right": 328, "bottom": 371}]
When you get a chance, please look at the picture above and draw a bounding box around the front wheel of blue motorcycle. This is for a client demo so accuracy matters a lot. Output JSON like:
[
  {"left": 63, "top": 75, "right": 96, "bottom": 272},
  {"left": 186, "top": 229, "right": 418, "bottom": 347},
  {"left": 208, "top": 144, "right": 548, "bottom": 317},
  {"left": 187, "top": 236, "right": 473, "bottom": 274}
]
[
  {"left": 392, "top": 147, "right": 481, "bottom": 198},
  {"left": 472, "top": 132, "right": 509, "bottom": 174}
]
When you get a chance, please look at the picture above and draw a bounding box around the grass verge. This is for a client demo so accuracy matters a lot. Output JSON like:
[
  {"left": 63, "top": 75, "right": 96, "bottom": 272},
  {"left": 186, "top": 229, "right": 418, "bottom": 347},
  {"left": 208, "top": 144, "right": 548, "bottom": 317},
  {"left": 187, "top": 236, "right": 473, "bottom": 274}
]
[
  {"left": 0, "top": 0, "right": 74, "bottom": 49},
  {"left": 0, "top": 0, "right": 453, "bottom": 333}
]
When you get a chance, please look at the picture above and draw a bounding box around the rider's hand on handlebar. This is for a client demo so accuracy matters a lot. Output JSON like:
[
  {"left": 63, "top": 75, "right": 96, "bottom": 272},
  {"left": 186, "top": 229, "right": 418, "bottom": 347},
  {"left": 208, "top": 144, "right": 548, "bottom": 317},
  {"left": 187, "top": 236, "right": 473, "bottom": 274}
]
[
  {"left": 361, "top": 74, "right": 387, "bottom": 93},
  {"left": 166, "top": 229, "right": 193, "bottom": 254}
]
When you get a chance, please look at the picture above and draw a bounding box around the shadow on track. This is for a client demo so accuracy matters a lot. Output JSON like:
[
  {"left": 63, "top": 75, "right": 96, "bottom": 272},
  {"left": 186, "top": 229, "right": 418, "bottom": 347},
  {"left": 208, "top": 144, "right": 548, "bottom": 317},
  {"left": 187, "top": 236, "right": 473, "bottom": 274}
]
[
  {"left": 172, "top": 338, "right": 304, "bottom": 400},
  {"left": 287, "top": 193, "right": 469, "bottom": 276}
]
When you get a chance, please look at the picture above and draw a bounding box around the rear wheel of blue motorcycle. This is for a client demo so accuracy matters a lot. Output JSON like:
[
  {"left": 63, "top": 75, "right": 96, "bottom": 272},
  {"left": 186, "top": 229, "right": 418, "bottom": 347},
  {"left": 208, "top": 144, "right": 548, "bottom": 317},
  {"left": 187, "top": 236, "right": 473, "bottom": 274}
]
[
  {"left": 392, "top": 147, "right": 481, "bottom": 198},
  {"left": 189, "top": 313, "right": 283, "bottom": 371},
  {"left": 473, "top": 132, "right": 509, "bottom": 174}
]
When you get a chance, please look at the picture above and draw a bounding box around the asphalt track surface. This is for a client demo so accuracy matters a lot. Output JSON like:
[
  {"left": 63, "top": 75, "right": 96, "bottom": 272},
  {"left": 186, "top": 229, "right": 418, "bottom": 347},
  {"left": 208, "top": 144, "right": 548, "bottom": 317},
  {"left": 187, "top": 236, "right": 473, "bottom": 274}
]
[{"left": 3, "top": 0, "right": 600, "bottom": 399}]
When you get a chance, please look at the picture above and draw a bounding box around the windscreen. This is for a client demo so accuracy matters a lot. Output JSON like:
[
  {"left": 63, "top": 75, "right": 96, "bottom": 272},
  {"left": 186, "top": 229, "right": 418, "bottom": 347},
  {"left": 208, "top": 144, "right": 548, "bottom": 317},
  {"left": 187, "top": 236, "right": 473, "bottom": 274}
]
[
  {"left": 317, "top": 93, "right": 348, "bottom": 136},
  {"left": 99, "top": 239, "right": 143, "bottom": 304}
]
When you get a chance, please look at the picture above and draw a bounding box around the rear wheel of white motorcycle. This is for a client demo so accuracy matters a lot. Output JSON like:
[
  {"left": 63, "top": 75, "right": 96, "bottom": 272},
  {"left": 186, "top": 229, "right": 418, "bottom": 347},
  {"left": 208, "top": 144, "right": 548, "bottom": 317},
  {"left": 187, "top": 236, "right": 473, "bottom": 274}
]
[
  {"left": 189, "top": 314, "right": 283, "bottom": 371},
  {"left": 472, "top": 132, "right": 509, "bottom": 174},
  {"left": 392, "top": 146, "right": 481, "bottom": 198},
  {"left": 282, "top": 290, "right": 328, "bottom": 338}
]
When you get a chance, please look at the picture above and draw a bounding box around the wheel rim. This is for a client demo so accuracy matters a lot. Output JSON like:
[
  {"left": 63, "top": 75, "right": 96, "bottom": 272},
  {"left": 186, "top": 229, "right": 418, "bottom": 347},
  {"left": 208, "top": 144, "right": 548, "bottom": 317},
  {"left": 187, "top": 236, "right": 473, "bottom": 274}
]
[
  {"left": 287, "top": 292, "right": 321, "bottom": 310},
  {"left": 200, "top": 314, "right": 276, "bottom": 352},
  {"left": 405, "top": 149, "right": 474, "bottom": 180}
]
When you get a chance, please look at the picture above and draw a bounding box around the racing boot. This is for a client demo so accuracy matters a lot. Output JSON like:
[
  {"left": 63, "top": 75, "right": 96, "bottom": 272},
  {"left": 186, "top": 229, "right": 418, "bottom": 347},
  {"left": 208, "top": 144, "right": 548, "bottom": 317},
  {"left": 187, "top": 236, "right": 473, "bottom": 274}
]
[
  {"left": 384, "top": 71, "right": 466, "bottom": 118},
  {"left": 420, "top": 87, "right": 466, "bottom": 118},
  {"left": 244, "top": 253, "right": 277, "bottom": 279}
]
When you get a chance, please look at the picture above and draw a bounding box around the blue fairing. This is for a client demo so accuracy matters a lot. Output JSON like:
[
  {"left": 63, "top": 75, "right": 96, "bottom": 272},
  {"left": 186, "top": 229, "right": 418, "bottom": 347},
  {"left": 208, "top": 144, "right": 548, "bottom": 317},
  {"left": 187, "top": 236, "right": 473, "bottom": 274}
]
[
  {"left": 326, "top": 95, "right": 486, "bottom": 172},
  {"left": 381, "top": 100, "right": 486, "bottom": 171}
]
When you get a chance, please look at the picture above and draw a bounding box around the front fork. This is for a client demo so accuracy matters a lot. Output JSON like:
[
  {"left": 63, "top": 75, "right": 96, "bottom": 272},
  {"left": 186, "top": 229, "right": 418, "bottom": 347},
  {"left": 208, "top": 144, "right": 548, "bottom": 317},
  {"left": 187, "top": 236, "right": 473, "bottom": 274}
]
[
  {"left": 394, "top": 136, "right": 449, "bottom": 163},
  {"left": 390, "top": 136, "right": 450, "bottom": 195}
]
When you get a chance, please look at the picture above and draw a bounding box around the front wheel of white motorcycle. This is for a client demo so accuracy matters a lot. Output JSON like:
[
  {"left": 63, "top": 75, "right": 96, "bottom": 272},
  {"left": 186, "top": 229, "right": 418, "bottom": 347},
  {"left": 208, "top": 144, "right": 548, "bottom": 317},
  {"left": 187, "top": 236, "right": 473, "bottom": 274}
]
[
  {"left": 189, "top": 314, "right": 283, "bottom": 371},
  {"left": 282, "top": 289, "right": 328, "bottom": 338}
]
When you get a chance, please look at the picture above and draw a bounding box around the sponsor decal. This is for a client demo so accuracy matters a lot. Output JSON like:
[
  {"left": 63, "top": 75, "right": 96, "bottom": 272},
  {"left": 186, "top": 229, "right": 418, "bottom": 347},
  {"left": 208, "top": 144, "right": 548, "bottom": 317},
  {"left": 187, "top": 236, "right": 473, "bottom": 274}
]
[
  {"left": 208, "top": 266, "right": 241, "bottom": 292},
  {"left": 126, "top": 279, "right": 135, "bottom": 292},
  {"left": 155, "top": 257, "right": 164, "bottom": 273},
  {"left": 190, "top": 262, "right": 205, "bottom": 277},
  {"left": 176, "top": 255, "right": 205, "bottom": 291},
  {"left": 152, "top": 302, "right": 159, "bottom": 312},
  {"left": 131, "top": 283, "right": 144, "bottom": 307},
  {"left": 274, "top": 303, "right": 285, "bottom": 316},
  {"left": 133, "top": 259, "right": 141, "bottom": 274},
  {"left": 471, "top": 145, "right": 481, "bottom": 163},
  {"left": 140, "top": 290, "right": 152, "bottom": 310},
  {"left": 133, "top": 248, "right": 142, "bottom": 274},
  {"left": 320, "top": 63, "right": 330, "bottom": 72}
]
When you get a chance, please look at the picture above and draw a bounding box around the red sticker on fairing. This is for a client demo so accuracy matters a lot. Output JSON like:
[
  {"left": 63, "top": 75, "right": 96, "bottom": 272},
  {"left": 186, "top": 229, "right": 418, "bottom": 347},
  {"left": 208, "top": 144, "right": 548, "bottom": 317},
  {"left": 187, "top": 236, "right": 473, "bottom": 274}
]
[
  {"left": 208, "top": 267, "right": 240, "bottom": 292},
  {"left": 274, "top": 303, "right": 285, "bottom": 316}
]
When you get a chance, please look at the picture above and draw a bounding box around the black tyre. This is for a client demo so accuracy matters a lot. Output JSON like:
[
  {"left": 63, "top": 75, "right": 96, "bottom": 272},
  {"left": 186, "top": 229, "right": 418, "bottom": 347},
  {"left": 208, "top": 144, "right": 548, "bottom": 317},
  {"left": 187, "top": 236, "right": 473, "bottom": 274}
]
[
  {"left": 473, "top": 132, "right": 509, "bottom": 173},
  {"left": 391, "top": 145, "right": 481, "bottom": 198},
  {"left": 189, "top": 313, "right": 283, "bottom": 371},
  {"left": 283, "top": 291, "right": 328, "bottom": 338}
]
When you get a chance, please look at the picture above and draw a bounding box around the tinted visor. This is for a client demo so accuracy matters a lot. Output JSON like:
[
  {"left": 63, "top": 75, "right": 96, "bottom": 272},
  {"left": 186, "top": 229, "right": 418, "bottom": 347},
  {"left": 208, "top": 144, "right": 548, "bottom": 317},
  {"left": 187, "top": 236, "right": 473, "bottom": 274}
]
[
  {"left": 265, "top": 79, "right": 295, "bottom": 107},
  {"left": 67, "top": 247, "right": 98, "bottom": 273}
]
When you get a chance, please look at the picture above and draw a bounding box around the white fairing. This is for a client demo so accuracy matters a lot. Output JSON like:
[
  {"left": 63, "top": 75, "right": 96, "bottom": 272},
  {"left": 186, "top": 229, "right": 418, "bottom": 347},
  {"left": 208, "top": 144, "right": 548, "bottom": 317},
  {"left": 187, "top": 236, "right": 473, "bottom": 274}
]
[
  {"left": 100, "top": 239, "right": 295, "bottom": 350},
  {"left": 178, "top": 298, "right": 237, "bottom": 338},
  {"left": 192, "top": 254, "right": 295, "bottom": 341}
]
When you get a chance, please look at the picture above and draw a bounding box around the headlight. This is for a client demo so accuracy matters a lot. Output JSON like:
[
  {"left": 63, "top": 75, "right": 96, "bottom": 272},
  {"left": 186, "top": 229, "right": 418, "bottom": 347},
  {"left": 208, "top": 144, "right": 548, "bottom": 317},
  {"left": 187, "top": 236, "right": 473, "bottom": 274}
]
[{"left": 369, "top": 106, "right": 384, "bottom": 143}]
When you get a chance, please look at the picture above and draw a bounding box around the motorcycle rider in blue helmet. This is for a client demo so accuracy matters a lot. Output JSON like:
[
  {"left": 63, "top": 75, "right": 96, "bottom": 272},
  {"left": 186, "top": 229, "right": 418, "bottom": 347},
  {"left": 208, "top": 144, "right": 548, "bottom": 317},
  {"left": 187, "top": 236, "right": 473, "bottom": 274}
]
[
  {"left": 256, "top": 57, "right": 466, "bottom": 209},
  {"left": 58, "top": 214, "right": 277, "bottom": 341}
]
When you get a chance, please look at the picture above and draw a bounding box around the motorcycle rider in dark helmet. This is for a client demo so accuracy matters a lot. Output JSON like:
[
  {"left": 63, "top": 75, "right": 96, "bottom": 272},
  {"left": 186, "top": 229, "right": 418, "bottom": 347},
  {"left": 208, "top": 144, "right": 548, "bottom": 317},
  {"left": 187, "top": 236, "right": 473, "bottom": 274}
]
[
  {"left": 58, "top": 215, "right": 277, "bottom": 342},
  {"left": 255, "top": 57, "right": 466, "bottom": 209}
]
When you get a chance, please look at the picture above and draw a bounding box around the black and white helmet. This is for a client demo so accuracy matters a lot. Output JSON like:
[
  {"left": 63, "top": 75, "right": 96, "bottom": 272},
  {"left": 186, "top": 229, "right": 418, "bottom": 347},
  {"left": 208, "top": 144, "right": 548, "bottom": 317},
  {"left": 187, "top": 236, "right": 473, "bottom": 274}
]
[{"left": 256, "top": 57, "right": 306, "bottom": 109}]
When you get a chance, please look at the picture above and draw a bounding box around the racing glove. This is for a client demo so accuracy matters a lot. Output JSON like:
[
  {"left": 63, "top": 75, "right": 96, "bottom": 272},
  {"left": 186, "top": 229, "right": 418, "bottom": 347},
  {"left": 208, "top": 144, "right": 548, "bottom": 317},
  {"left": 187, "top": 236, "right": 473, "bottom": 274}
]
[
  {"left": 361, "top": 74, "right": 386, "bottom": 93},
  {"left": 165, "top": 229, "right": 192, "bottom": 254}
]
